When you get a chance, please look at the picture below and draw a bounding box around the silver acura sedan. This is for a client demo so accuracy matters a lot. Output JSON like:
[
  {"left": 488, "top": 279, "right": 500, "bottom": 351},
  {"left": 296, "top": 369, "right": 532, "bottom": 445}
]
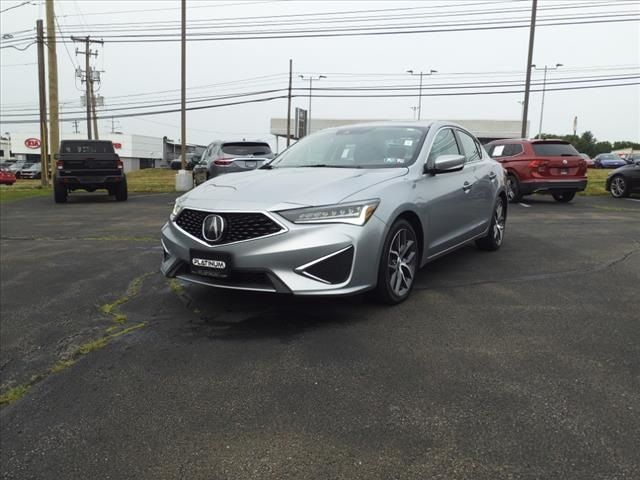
[{"left": 161, "top": 121, "right": 507, "bottom": 304}]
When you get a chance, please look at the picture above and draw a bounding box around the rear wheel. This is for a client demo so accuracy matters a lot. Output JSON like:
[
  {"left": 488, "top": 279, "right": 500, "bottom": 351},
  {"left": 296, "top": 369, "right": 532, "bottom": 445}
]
[
  {"left": 114, "top": 177, "right": 128, "bottom": 201},
  {"left": 552, "top": 191, "right": 575, "bottom": 203},
  {"left": 506, "top": 174, "right": 522, "bottom": 203},
  {"left": 609, "top": 175, "right": 629, "bottom": 198},
  {"left": 373, "top": 219, "right": 419, "bottom": 305},
  {"left": 53, "top": 179, "right": 67, "bottom": 203},
  {"left": 476, "top": 197, "right": 506, "bottom": 251}
]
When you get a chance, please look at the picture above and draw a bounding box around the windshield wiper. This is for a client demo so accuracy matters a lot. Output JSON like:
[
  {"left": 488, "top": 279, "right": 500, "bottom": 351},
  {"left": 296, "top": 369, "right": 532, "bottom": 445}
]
[{"left": 259, "top": 164, "right": 274, "bottom": 169}]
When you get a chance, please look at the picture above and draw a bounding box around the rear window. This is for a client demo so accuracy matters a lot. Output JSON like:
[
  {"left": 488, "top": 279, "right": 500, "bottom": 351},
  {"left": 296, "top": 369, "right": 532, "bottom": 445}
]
[
  {"left": 221, "top": 142, "right": 272, "bottom": 157},
  {"left": 532, "top": 142, "right": 579, "bottom": 156},
  {"left": 61, "top": 141, "right": 115, "bottom": 154}
]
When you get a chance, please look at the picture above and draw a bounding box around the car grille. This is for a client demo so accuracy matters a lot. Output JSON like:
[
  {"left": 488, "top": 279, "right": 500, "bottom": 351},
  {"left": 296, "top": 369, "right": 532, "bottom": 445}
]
[{"left": 175, "top": 208, "right": 284, "bottom": 245}]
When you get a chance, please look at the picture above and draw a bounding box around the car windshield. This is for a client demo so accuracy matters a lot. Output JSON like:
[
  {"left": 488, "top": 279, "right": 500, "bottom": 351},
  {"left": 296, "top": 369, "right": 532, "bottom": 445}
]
[
  {"left": 600, "top": 154, "right": 618, "bottom": 159},
  {"left": 272, "top": 126, "right": 428, "bottom": 169},
  {"left": 532, "top": 142, "right": 579, "bottom": 156}
]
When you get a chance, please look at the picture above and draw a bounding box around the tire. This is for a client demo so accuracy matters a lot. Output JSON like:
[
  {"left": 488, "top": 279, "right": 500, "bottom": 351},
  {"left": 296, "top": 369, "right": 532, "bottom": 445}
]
[
  {"left": 506, "top": 174, "right": 522, "bottom": 203},
  {"left": 552, "top": 191, "right": 575, "bottom": 203},
  {"left": 373, "top": 219, "right": 419, "bottom": 305},
  {"left": 476, "top": 197, "right": 506, "bottom": 251},
  {"left": 114, "top": 177, "right": 128, "bottom": 201},
  {"left": 53, "top": 179, "right": 67, "bottom": 203},
  {"left": 609, "top": 175, "right": 629, "bottom": 198}
]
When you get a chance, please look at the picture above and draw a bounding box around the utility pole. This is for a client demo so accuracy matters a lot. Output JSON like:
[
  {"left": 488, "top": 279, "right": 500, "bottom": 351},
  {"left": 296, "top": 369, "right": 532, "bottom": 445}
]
[
  {"left": 45, "top": 0, "right": 59, "bottom": 181},
  {"left": 521, "top": 0, "right": 538, "bottom": 138},
  {"left": 299, "top": 74, "right": 326, "bottom": 136},
  {"left": 90, "top": 74, "right": 99, "bottom": 139},
  {"left": 72, "top": 120, "right": 79, "bottom": 134},
  {"left": 36, "top": 19, "right": 50, "bottom": 186},
  {"left": 407, "top": 69, "right": 437, "bottom": 120},
  {"left": 533, "top": 63, "right": 563, "bottom": 138},
  {"left": 72, "top": 36, "right": 102, "bottom": 139},
  {"left": 180, "top": 0, "right": 186, "bottom": 169},
  {"left": 286, "top": 59, "right": 292, "bottom": 147}
]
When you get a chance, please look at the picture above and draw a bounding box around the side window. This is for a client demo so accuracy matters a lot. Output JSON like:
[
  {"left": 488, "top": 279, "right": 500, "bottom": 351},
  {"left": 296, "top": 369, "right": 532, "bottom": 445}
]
[
  {"left": 428, "top": 128, "right": 460, "bottom": 163},
  {"left": 509, "top": 144, "right": 523, "bottom": 156},
  {"left": 490, "top": 144, "right": 506, "bottom": 157},
  {"left": 457, "top": 130, "right": 481, "bottom": 163}
]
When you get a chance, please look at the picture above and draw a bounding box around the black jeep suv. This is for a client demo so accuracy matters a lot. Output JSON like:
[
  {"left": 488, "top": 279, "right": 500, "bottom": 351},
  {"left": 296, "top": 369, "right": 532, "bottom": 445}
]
[{"left": 54, "top": 140, "right": 128, "bottom": 203}]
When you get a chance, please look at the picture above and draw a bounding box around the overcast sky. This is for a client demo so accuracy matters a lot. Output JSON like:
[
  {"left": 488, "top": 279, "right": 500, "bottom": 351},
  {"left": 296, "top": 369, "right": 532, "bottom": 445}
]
[{"left": 1, "top": 0, "right": 638, "bottom": 149}]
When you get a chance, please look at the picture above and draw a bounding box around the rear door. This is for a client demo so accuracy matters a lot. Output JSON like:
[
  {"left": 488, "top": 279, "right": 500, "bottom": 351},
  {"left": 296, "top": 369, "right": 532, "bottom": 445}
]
[
  {"left": 456, "top": 129, "right": 496, "bottom": 235},
  {"left": 530, "top": 141, "right": 584, "bottom": 178}
]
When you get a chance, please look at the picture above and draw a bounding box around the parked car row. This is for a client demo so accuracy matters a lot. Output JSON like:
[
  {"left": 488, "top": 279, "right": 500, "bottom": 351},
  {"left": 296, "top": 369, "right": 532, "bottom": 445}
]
[
  {"left": 605, "top": 157, "right": 640, "bottom": 198},
  {"left": 0, "top": 161, "right": 42, "bottom": 179}
]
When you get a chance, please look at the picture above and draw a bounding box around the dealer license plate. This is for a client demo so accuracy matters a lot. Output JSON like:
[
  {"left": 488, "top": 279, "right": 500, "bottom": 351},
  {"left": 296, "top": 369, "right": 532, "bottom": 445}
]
[{"left": 190, "top": 250, "right": 231, "bottom": 278}]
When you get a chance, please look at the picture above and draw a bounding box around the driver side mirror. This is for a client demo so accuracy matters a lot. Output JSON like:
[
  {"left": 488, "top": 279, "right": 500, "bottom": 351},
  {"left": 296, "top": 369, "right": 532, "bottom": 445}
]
[{"left": 424, "top": 154, "right": 465, "bottom": 175}]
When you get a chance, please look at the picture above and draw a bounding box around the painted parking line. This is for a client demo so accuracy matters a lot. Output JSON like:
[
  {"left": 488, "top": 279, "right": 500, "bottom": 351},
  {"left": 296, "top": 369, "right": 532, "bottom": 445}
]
[
  {"left": 626, "top": 198, "right": 640, "bottom": 203},
  {"left": 519, "top": 202, "right": 531, "bottom": 208}
]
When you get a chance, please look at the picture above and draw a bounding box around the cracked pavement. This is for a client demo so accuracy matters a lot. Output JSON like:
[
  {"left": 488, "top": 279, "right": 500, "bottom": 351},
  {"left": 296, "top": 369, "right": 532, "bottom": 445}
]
[{"left": 1, "top": 193, "right": 639, "bottom": 479}]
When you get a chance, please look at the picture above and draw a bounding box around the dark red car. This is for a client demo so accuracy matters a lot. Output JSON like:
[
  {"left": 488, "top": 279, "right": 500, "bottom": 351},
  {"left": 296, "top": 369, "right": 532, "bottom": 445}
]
[
  {"left": 0, "top": 168, "right": 16, "bottom": 185},
  {"left": 485, "top": 139, "right": 587, "bottom": 203}
]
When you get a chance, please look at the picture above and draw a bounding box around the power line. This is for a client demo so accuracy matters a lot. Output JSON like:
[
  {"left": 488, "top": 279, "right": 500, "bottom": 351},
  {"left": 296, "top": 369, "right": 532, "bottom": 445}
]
[{"left": 0, "top": 1, "right": 35, "bottom": 14}]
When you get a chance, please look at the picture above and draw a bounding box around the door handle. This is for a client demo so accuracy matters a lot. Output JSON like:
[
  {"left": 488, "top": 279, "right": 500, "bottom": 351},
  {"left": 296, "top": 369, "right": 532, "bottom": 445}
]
[{"left": 463, "top": 181, "right": 473, "bottom": 193}]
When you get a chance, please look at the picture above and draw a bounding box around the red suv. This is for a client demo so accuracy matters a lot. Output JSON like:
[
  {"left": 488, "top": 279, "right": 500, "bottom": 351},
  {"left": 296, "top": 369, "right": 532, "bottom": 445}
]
[{"left": 485, "top": 139, "right": 587, "bottom": 203}]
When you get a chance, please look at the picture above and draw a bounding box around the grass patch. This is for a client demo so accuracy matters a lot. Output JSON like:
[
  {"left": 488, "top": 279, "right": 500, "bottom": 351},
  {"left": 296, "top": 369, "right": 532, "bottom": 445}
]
[
  {"left": 580, "top": 169, "right": 610, "bottom": 196},
  {"left": 126, "top": 168, "right": 176, "bottom": 193},
  {"left": 0, "top": 184, "right": 51, "bottom": 203},
  {"left": 0, "top": 384, "right": 31, "bottom": 406}
]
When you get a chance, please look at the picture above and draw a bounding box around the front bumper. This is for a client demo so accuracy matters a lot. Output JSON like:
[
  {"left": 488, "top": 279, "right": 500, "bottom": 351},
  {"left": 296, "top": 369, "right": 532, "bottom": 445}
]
[
  {"left": 520, "top": 179, "right": 587, "bottom": 195},
  {"left": 160, "top": 212, "right": 387, "bottom": 296}
]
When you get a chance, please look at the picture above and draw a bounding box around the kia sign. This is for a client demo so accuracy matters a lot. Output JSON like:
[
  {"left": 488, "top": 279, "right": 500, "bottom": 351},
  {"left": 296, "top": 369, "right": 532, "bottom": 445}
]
[
  {"left": 113, "top": 142, "right": 122, "bottom": 149},
  {"left": 24, "top": 138, "right": 41, "bottom": 149}
]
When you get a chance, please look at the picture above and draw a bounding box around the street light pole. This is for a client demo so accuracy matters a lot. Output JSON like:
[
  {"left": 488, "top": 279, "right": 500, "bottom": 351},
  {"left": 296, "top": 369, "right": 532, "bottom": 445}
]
[
  {"left": 533, "top": 63, "right": 562, "bottom": 138},
  {"left": 299, "top": 74, "right": 326, "bottom": 136},
  {"left": 407, "top": 69, "right": 437, "bottom": 120}
]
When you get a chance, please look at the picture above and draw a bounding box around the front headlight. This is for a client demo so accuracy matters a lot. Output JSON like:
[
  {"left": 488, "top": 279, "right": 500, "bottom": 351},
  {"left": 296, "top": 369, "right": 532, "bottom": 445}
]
[
  {"left": 277, "top": 199, "right": 380, "bottom": 226},
  {"left": 170, "top": 196, "right": 185, "bottom": 220}
]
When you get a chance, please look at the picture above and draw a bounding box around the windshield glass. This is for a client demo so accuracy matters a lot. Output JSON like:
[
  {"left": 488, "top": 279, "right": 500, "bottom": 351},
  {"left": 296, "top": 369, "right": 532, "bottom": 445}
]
[
  {"left": 272, "top": 126, "right": 428, "bottom": 169},
  {"left": 600, "top": 154, "right": 618, "bottom": 159}
]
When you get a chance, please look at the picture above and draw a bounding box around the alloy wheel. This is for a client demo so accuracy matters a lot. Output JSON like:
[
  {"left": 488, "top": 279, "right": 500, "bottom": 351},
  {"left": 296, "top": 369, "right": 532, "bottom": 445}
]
[
  {"left": 387, "top": 228, "right": 417, "bottom": 298},
  {"left": 610, "top": 176, "right": 626, "bottom": 198}
]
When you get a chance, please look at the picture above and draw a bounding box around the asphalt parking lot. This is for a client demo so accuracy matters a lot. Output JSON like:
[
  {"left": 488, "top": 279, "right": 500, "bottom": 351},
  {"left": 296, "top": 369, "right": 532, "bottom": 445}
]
[{"left": 1, "top": 192, "right": 639, "bottom": 479}]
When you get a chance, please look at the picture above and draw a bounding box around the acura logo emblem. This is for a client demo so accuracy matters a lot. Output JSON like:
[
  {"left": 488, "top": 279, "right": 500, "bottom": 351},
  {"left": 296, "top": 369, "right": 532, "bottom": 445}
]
[{"left": 202, "top": 214, "right": 225, "bottom": 242}]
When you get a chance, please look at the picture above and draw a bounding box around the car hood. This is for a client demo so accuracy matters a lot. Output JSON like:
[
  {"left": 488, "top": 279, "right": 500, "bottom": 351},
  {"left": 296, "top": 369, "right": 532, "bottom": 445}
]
[{"left": 182, "top": 167, "right": 408, "bottom": 211}]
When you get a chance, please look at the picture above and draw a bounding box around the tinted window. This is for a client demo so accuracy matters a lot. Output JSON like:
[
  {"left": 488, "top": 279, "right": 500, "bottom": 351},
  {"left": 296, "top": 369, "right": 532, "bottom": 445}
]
[
  {"left": 457, "top": 130, "right": 481, "bottom": 163},
  {"left": 507, "top": 144, "right": 523, "bottom": 156},
  {"left": 428, "top": 129, "right": 460, "bottom": 162},
  {"left": 61, "top": 141, "right": 115, "bottom": 154},
  {"left": 221, "top": 142, "right": 273, "bottom": 157},
  {"left": 532, "top": 143, "right": 579, "bottom": 156}
]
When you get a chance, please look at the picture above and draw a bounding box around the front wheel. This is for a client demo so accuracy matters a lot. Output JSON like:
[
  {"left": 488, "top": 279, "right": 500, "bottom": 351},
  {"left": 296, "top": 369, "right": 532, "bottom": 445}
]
[
  {"left": 552, "top": 191, "right": 575, "bottom": 203},
  {"left": 476, "top": 197, "right": 506, "bottom": 251},
  {"left": 609, "top": 175, "right": 629, "bottom": 198},
  {"left": 373, "top": 219, "right": 419, "bottom": 305}
]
